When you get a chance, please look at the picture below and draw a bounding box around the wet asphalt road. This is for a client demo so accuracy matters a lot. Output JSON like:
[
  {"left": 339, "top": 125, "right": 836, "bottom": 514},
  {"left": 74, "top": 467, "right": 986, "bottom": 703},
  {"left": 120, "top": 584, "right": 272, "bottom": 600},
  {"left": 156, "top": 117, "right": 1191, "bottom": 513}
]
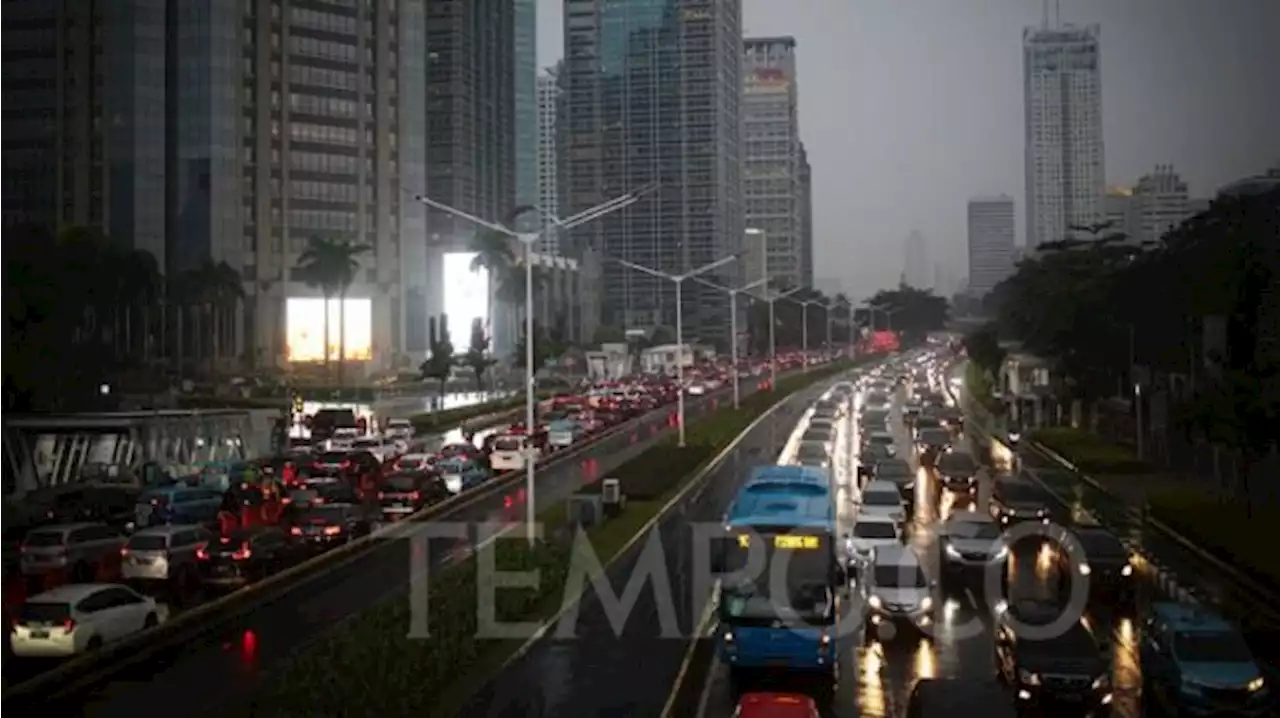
[
  {"left": 462, "top": 374, "right": 848, "bottom": 717},
  {"left": 16, "top": 379, "right": 767, "bottom": 717}
]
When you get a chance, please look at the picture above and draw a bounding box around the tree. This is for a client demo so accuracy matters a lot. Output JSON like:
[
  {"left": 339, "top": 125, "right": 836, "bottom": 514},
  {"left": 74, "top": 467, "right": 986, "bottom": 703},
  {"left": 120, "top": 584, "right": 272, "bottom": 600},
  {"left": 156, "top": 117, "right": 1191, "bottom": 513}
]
[
  {"left": 419, "top": 315, "right": 455, "bottom": 397},
  {"left": 648, "top": 324, "right": 676, "bottom": 347},
  {"left": 462, "top": 317, "right": 496, "bottom": 390},
  {"left": 294, "top": 237, "right": 371, "bottom": 383},
  {"left": 592, "top": 325, "right": 626, "bottom": 345},
  {"left": 964, "top": 323, "right": 1006, "bottom": 375},
  {"left": 865, "top": 285, "right": 950, "bottom": 339},
  {"left": 513, "top": 320, "right": 559, "bottom": 371}
]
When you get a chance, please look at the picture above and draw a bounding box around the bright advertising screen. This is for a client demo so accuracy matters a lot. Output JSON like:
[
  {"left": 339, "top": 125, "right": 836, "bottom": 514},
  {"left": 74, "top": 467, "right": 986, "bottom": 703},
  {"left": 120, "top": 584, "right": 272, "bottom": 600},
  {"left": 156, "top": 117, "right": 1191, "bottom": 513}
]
[
  {"left": 442, "top": 252, "right": 490, "bottom": 341},
  {"left": 286, "top": 298, "right": 373, "bottom": 362}
]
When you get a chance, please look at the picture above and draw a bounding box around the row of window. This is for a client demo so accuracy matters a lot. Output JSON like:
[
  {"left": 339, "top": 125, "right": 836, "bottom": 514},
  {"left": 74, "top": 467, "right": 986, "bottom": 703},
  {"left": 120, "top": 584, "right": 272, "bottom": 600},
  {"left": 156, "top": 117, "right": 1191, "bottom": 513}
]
[
  {"left": 289, "top": 179, "right": 362, "bottom": 203},
  {"left": 289, "top": 64, "right": 360, "bottom": 90},
  {"left": 289, "top": 92, "right": 362, "bottom": 117},
  {"left": 290, "top": 150, "right": 361, "bottom": 174},
  {"left": 290, "top": 7, "right": 359, "bottom": 35},
  {"left": 290, "top": 122, "right": 360, "bottom": 144},
  {"left": 289, "top": 35, "right": 359, "bottom": 63}
]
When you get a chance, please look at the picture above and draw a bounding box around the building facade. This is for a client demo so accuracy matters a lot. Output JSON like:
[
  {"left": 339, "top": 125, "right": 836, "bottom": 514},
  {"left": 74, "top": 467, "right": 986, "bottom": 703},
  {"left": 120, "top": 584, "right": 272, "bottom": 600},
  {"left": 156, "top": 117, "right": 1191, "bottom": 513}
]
[
  {"left": 513, "top": 0, "right": 538, "bottom": 227},
  {"left": 1023, "top": 24, "right": 1105, "bottom": 248},
  {"left": 1103, "top": 186, "right": 1138, "bottom": 240},
  {"left": 967, "top": 195, "right": 1016, "bottom": 297},
  {"left": 743, "top": 36, "right": 804, "bottom": 290},
  {"left": 1131, "top": 164, "right": 1190, "bottom": 245},
  {"left": 536, "top": 66, "right": 561, "bottom": 254},
  {"left": 903, "top": 230, "right": 930, "bottom": 289},
  {"left": 561, "top": 0, "right": 744, "bottom": 348},
  {"left": 797, "top": 141, "right": 814, "bottom": 290}
]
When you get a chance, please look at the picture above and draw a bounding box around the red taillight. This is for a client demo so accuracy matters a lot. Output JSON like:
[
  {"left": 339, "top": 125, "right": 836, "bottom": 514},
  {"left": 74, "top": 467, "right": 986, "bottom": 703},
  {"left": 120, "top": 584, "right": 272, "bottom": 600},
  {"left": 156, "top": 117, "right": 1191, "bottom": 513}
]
[
  {"left": 196, "top": 547, "right": 209, "bottom": 560},
  {"left": 340, "top": 460, "right": 351, "bottom": 469},
  {"left": 282, "top": 497, "right": 292, "bottom": 504},
  {"left": 313, "top": 497, "right": 325, "bottom": 504},
  {"left": 232, "top": 545, "right": 252, "bottom": 561},
  {"left": 120, "top": 547, "right": 131, "bottom": 558},
  {"left": 377, "top": 491, "right": 385, "bottom": 500},
  {"left": 62, "top": 618, "right": 76, "bottom": 632},
  {"left": 290, "top": 526, "right": 303, "bottom": 536},
  {"left": 410, "top": 490, "right": 421, "bottom": 501},
  {"left": 322, "top": 526, "right": 341, "bottom": 536}
]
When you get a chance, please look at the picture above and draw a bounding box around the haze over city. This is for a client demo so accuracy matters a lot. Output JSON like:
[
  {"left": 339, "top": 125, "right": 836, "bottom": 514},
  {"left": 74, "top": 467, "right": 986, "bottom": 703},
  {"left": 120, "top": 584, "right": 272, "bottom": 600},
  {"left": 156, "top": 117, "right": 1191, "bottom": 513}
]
[{"left": 537, "top": 0, "right": 1280, "bottom": 297}]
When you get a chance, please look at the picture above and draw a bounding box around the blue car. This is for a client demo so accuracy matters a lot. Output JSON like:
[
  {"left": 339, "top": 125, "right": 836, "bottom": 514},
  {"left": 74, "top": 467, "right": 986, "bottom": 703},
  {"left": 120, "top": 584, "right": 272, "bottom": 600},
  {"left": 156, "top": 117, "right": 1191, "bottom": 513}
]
[
  {"left": 1141, "top": 602, "right": 1272, "bottom": 717},
  {"left": 436, "top": 456, "right": 491, "bottom": 495},
  {"left": 133, "top": 486, "right": 224, "bottom": 530}
]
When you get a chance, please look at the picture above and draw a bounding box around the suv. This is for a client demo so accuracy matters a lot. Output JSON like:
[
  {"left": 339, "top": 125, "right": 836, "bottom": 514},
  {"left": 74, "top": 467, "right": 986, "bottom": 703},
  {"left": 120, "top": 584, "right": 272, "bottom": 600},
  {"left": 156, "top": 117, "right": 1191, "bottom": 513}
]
[
  {"left": 861, "top": 544, "right": 935, "bottom": 636},
  {"left": 935, "top": 450, "right": 980, "bottom": 494},
  {"left": 121, "top": 524, "right": 212, "bottom": 584},
  {"left": 1054, "top": 524, "right": 1137, "bottom": 609},
  {"left": 994, "top": 599, "right": 1112, "bottom": 712},
  {"left": 1141, "top": 602, "right": 1271, "bottom": 717},
  {"left": 19, "top": 523, "right": 125, "bottom": 582},
  {"left": 989, "top": 479, "right": 1053, "bottom": 527}
]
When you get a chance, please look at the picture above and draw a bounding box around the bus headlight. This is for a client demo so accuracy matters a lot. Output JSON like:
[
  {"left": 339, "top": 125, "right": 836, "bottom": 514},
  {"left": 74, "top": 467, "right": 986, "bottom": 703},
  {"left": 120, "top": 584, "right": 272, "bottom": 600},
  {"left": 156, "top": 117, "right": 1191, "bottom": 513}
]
[
  {"left": 819, "top": 633, "right": 832, "bottom": 646},
  {"left": 722, "top": 630, "right": 734, "bottom": 643}
]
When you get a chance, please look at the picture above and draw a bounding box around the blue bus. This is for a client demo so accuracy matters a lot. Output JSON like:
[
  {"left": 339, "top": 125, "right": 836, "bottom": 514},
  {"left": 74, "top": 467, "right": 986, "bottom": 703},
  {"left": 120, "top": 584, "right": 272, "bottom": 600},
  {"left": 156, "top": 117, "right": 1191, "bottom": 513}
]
[{"left": 713, "top": 468, "right": 845, "bottom": 694}]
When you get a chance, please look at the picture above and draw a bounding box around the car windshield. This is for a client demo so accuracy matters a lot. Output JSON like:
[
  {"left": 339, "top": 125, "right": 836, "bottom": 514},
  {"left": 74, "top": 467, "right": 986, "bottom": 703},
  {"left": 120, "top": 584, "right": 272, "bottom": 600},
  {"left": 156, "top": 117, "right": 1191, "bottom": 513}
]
[
  {"left": 868, "top": 434, "right": 893, "bottom": 445},
  {"left": 854, "top": 522, "right": 897, "bottom": 539},
  {"left": 915, "top": 417, "right": 941, "bottom": 428},
  {"left": 720, "top": 534, "right": 833, "bottom": 618},
  {"left": 873, "top": 564, "right": 927, "bottom": 588},
  {"left": 1174, "top": 631, "right": 1254, "bottom": 663},
  {"left": 867, "top": 393, "right": 889, "bottom": 405},
  {"left": 396, "top": 457, "right": 424, "bottom": 470},
  {"left": 876, "top": 460, "right": 912, "bottom": 477},
  {"left": 862, "top": 411, "right": 888, "bottom": 425},
  {"left": 920, "top": 430, "right": 950, "bottom": 445},
  {"left": 938, "top": 453, "right": 977, "bottom": 473},
  {"left": 20, "top": 601, "right": 72, "bottom": 624},
  {"left": 318, "top": 452, "right": 347, "bottom": 463},
  {"left": 23, "top": 531, "right": 65, "bottom": 547},
  {"left": 797, "top": 443, "right": 828, "bottom": 460},
  {"left": 493, "top": 437, "right": 523, "bottom": 451},
  {"left": 127, "top": 535, "right": 169, "bottom": 551},
  {"left": 948, "top": 520, "right": 1001, "bottom": 540},
  {"left": 381, "top": 475, "right": 418, "bottom": 491},
  {"left": 353, "top": 439, "right": 380, "bottom": 449},
  {"left": 1074, "top": 530, "right": 1128, "bottom": 558},
  {"left": 863, "top": 490, "right": 900, "bottom": 506}
]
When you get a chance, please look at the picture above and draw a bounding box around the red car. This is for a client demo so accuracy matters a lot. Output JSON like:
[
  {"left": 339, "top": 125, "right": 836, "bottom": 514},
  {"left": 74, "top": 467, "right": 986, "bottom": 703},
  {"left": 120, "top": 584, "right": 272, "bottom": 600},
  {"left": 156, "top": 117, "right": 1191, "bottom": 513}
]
[{"left": 734, "top": 692, "right": 820, "bottom": 718}]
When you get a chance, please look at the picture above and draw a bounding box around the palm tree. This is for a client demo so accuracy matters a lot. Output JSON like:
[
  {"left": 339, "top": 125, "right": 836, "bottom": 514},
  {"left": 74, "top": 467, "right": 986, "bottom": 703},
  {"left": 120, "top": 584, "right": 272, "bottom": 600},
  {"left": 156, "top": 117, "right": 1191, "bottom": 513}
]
[
  {"left": 469, "top": 205, "right": 538, "bottom": 354},
  {"left": 294, "top": 237, "right": 371, "bottom": 383}
]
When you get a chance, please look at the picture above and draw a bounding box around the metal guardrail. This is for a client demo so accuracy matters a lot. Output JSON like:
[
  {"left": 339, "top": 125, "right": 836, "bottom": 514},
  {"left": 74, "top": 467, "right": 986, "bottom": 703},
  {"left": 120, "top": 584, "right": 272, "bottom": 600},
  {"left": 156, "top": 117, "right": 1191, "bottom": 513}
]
[{"left": 948, "top": 364, "right": 1280, "bottom": 634}]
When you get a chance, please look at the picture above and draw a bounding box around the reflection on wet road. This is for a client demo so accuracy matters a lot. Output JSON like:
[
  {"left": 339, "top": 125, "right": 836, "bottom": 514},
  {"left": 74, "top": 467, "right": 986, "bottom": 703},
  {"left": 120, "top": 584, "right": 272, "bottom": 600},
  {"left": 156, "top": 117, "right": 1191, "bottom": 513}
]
[{"left": 696, "top": 369, "right": 1146, "bottom": 718}]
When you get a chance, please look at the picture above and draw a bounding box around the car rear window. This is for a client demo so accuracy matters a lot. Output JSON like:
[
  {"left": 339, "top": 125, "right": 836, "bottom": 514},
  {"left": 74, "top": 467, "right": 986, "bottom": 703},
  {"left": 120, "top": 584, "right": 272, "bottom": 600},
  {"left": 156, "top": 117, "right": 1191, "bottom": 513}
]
[
  {"left": 318, "top": 452, "right": 347, "bottom": 463},
  {"left": 20, "top": 602, "right": 72, "bottom": 624},
  {"left": 493, "top": 437, "right": 523, "bottom": 451},
  {"left": 23, "top": 531, "right": 65, "bottom": 547},
  {"left": 382, "top": 476, "right": 418, "bottom": 491},
  {"left": 300, "top": 507, "right": 346, "bottom": 523},
  {"left": 127, "top": 535, "right": 169, "bottom": 551}
]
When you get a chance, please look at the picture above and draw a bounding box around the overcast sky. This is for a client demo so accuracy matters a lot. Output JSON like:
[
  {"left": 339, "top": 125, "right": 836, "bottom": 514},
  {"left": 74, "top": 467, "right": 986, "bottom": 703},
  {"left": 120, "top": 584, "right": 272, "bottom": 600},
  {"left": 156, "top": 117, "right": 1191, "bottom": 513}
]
[{"left": 536, "top": 0, "right": 1280, "bottom": 300}]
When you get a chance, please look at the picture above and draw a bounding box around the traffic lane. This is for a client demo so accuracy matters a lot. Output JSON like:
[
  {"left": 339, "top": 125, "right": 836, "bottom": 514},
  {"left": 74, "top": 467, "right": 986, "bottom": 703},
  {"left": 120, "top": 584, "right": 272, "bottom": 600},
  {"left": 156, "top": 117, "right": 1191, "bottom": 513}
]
[
  {"left": 463, "top": 392, "right": 822, "bottom": 716},
  {"left": 33, "top": 400, "right": 716, "bottom": 717},
  {"left": 370, "top": 389, "right": 515, "bottom": 420}
]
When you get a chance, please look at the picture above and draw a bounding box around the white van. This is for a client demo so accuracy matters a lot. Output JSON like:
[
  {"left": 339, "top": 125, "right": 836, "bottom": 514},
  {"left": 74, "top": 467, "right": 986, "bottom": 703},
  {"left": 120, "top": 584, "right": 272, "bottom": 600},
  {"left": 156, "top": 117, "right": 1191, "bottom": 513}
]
[{"left": 490, "top": 434, "right": 536, "bottom": 472}]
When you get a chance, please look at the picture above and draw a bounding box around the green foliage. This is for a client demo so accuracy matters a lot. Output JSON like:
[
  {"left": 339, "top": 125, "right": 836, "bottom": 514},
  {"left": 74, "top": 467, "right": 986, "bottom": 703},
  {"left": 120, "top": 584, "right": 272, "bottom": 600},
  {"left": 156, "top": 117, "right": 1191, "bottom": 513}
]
[
  {"left": 865, "top": 284, "right": 950, "bottom": 337},
  {"left": 462, "top": 318, "right": 497, "bottom": 390},
  {"left": 241, "top": 359, "right": 861, "bottom": 715},
  {"left": 293, "top": 237, "right": 371, "bottom": 383},
  {"left": 419, "top": 315, "right": 455, "bottom": 395},
  {"left": 591, "top": 325, "right": 627, "bottom": 345},
  {"left": 963, "top": 323, "right": 1005, "bottom": 375},
  {"left": 513, "top": 320, "right": 567, "bottom": 369},
  {"left": 1031, "top": 427, "right": 1151, "bottom": 475}
]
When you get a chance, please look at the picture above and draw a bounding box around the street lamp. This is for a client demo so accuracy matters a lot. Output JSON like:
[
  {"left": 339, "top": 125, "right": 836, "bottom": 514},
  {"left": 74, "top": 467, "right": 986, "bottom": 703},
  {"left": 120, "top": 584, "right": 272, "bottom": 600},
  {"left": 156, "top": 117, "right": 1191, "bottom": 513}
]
[
  {"left": 865, "top": 302, "right": 902, "bottom": 332},
  {"left": 612, "top": 254, "right": 740, "bottom": 446},
  {"left": 748, "top": 285, "right": 804, "bottom": 391},
  {"left": 829, "top": 296, "right": 854, "bottom": 358},
  {"left": 412, "top": 187, "right": 653, "bottom": 542},
  {"left": 691, "top": 275, "right": 770, "bottom": 408}
]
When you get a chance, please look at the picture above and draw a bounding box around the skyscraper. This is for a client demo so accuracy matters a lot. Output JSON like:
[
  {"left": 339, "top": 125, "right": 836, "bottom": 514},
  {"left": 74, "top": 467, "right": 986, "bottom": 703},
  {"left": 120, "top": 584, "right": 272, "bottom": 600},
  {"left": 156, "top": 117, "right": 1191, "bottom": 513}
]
[
  {"left": 1023, "top": 24, "right": 1105, "bottom": 248},
  {"left": 903, "top": 231, "right": 930, "bottom": 289},
  {"left": 1132, "top": 164, "right": 1190, "bottom": 245},
  {"left": 561, "top": 0, "right": 743, "bottom": 347},
  {"left": 743, "top": 37, "right": 804, "bottom": 290},
  {"left": 798, "top": 142, "right": 815, "bottom": 290},
  {"left": 536, "top": 67, "right": 561, "bottom": 254},
  {"left": 967, "top": 196, "right": 1016, "bottom": 297},
  {"left": 513, "top": 0, "right": 538, "bottom": 229}
]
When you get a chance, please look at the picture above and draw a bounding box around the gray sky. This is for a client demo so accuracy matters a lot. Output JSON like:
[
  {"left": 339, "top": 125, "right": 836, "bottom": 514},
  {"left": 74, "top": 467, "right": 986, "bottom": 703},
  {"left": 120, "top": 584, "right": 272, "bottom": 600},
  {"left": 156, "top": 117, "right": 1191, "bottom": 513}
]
[{"left": 536, "top": 0, "right": 1280, "bottom": 298}]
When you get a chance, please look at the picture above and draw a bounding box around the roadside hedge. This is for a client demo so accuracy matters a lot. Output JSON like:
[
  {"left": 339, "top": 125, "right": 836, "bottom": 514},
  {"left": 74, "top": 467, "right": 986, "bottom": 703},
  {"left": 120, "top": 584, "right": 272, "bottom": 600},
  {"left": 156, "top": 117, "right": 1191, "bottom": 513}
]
[
  {"left": 236, "top": 361, "right": 860, "bottom": 716},
  {"left": 408, "top": 389, "right": 553, "bottom": 433},
  {"left": 1031, "top": 426, "right": 1153, "bottom": 475}
]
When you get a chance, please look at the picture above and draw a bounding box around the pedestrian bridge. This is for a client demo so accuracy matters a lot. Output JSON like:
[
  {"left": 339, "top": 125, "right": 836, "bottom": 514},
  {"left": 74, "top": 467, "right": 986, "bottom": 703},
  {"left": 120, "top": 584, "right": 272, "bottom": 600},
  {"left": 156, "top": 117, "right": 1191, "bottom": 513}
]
[{"left": 2, "top": 410, "right": 272, "bottom": 499}]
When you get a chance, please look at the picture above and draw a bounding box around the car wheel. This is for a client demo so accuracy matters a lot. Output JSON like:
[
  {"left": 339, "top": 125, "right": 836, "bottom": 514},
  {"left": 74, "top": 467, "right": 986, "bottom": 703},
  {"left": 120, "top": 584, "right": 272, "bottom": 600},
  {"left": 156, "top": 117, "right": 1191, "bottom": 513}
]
[{"left": 143, "top": 612, "right": 159, "bottom": 629}]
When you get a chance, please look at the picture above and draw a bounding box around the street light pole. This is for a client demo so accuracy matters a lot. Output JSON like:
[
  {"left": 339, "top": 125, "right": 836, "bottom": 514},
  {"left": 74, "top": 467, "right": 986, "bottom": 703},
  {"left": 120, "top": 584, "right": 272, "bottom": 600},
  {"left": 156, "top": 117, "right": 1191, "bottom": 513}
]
[
  {"left": 413, "top": 187, "right": 652, "bottom": 542},
  {"left": 613, "top": 253, "right": 740, "bottom": 446},
  {"left": 751, "top": 285, "right": 803, "bottom": 391},
  {"left": 692, "top": 275, "right": 769, "bottom": 408}
]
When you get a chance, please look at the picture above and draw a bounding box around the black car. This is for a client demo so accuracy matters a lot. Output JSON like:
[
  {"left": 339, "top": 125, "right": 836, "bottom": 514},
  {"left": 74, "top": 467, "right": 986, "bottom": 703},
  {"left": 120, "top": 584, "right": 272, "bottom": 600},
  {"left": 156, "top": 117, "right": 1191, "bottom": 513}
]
[
  {"left": 916, "top": 428, "right": 952, "bottom": 461},
  {"left": 989, "top": 480, "right": 1053, "bottom": 527},
  {"left": 935, "top": 450, "right": 980, "bottom": 494},
  {"left": 309, "top": 451, "right": 351, "bottom": 478},
  {"left": 938, "top": 409, "right": 965, "bottom": 432},
  {"left": 802, "top": 426, "right": 835, "bottom": 444},
  {"left": 377, "top": 472, "right": 449, "bottom": 519},
  {"left": 994, "top": 599, "right": 1112, "bottom": 713},
  {"left": 289, "top": 504, "right": 372, "bottom": 548},
  {"left": 197, "top": 526, "right": 297, "bottom": 589},
  {"left": 908, "top": 679, "right": 1016, "bottom": 718},
  {"left": 1056, "top": 525, "right": 1137, "bottom": 608},
  {"left": 913, "top": 415, "right": 943, "bottom": 434},
  {"left": 873, "top": 457, "right": 916, "bottom": 499},
  {"left": 795, "top": 440, "right": 831, "bottom": 468},
  {"left": 41, "top": 486, "right": 137, "bottom": 528}
]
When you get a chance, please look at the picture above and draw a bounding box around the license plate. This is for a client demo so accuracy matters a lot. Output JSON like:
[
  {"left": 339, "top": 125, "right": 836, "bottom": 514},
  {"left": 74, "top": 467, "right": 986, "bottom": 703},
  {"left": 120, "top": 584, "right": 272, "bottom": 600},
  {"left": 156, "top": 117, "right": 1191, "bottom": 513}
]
[{"left": 29, "top": 630, "right": 49, "bottom": 639}]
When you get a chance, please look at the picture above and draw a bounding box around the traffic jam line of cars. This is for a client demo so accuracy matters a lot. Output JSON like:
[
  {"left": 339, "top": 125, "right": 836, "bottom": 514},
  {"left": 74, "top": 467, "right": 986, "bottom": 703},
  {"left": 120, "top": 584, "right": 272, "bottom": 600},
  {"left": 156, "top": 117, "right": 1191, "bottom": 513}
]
[{"left": 6, "top": 366, "right": 771, "bottom": 678}]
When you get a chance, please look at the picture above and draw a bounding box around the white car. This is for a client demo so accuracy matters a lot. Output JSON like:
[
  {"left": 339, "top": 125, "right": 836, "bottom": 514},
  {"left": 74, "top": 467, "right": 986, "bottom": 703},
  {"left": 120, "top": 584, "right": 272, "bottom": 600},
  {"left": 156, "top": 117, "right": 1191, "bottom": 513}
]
[
  {"left": 352, "top": 436, "right": 393, "bottom": 463},
  {"left": 326, "top": 427, "right": 360, "bottom": 451},
  {"left": 862, "top": 545, "right": 935, "bottom": 633},
  {"left": 845, "top": 513, "right": 903, "bottom": 566},
  {"left": 939, "top": 514, "right": 1010, "bottom": 577},
  {"left": 391, "top": 453, "right": 434, "bottom": 473},
  {"left": 856, "top": 479, "right": 908, "bottom": 524},
  {"left": 383, "top": 418, "right": 415, "bottom": 440},
  {"left": 10, "top": 583, "right": 167, "bottom": 658},
  {"left": 686, "top": 383, "right": 707, "bottom": 396}
]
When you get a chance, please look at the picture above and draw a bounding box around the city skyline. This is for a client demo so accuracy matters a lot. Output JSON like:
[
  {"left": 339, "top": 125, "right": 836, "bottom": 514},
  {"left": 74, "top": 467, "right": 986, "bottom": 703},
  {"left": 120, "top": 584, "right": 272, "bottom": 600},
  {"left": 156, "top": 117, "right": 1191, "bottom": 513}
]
[{"left": 538, "top": 0, "right": 1279, "bottom": 294}]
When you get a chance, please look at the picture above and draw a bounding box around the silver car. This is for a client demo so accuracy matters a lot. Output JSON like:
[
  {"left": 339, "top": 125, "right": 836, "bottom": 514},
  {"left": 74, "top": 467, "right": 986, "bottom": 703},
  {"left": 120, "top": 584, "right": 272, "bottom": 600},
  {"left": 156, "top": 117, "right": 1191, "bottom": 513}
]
[
  {"left": 121, "top": 525, "right": 212, "bottom": 582},
  {"left": 20, "top": 523, "right": 125, "bottom": 581}
]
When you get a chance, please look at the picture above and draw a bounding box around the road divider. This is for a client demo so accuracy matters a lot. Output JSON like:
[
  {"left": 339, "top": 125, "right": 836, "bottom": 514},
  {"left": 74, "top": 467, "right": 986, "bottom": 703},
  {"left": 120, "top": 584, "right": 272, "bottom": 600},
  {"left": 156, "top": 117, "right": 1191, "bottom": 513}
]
[
  {"left": 2, "top": 381, "right": 735, "bottom": 705},
  {"left": 238, "top": 362, "right": 864, "bottom": 716},
  {"left": 408, "top": 389, "right": 554, "bottom": 433}
]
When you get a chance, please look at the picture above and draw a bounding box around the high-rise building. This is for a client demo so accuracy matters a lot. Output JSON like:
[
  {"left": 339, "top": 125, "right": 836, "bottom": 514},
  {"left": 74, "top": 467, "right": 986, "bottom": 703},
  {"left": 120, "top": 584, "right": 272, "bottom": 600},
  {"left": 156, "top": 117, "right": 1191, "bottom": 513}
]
[
  {"left": 536, "top": 67, "right": 562, "bottom": 254},
  {"left": 743, "top": 37, "right": 804, "bottom": 290},
  {"left": 967, "top": 195, "right": 1016, "bottom": 297},
  {"left": 1023, "top": 24, "right": 1105, "bottom": 248},
  {"left": 513, "top": 0, "right": 538, "bottom": 229},
  {"left": 561, "top": 0, "right": 744, "bottom": 347},
  {"left": 2, "top": 0, "right": 169, "bottom": 262},
  {"left": 797, "top": 142, "right": 814, "bottom": 289},
  {"left": 1103, "top": 186, "right": 1138, "bottom": 240},
  {"left": 903, "top": 231, "right": 930, "bottom": 289},
  {"left": 1132, "top": 164, "right": 1190, "bottom": 245},
  {"left": 4, "top": 1, "right": 428, "bottom": 369},
  {"left": 424, "top": 0, "right": 516, "bottom": 308}
]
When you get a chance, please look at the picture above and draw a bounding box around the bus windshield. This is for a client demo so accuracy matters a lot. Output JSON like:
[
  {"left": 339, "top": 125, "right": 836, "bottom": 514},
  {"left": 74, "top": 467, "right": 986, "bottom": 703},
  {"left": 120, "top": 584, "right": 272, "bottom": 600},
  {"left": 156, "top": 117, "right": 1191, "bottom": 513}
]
[{"left": 720, "top": 532, "right": 834, "bottom": 624}]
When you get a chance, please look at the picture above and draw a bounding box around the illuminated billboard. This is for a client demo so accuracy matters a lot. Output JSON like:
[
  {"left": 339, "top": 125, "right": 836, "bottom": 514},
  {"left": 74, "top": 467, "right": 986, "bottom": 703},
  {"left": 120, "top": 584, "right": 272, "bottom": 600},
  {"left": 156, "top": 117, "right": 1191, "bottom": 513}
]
[
  {"left": 286, "top": 298, "right": 373, "bottom": 362},
  {"left": 443, "top": 252, "right": 490, "bottom": 341}
]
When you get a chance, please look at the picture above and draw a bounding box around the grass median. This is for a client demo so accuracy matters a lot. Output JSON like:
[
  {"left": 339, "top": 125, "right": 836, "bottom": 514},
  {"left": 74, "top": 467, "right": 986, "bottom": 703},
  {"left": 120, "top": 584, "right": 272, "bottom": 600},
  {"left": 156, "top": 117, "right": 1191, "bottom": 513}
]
[
  {"left": 235, "top": 361, "right": 860, "bottom": 716},
  {"left": 1031, "top": 426, "right": 1153, "bottom": 475}
]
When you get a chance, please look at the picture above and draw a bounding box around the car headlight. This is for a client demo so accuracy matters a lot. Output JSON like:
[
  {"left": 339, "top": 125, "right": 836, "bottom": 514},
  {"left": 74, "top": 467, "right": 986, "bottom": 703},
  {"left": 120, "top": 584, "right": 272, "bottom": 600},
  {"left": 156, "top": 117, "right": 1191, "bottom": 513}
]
[
  {"left": 1078, "top": 563, "right": 1092, "bottom": 576},
  {"left": 868, "top": 595, "right": 883, "bottom": 609},
  {"left": 1018, "top": 669, "right": 1041, "bottom": 686},
  {"left": 1248, "top": 676, "right": 1266, "bottom": 692},
  {"left": 723, "top": 630, "right": 735, "bottom": 643},
  {"left": 993, "top": 544, "right": 1010, "bottom": 560},
  {"left": 919, "top": 596, "right": 933, "bottom": 611},
  {"left": 945, "top": 544, "right": 962, "bottom": 559},
  {"left": 1093, "top": 674, "right": 1110, "bottom": 690},
  {"left": 1121, "top": 564, "right": 1133, "bottom": 577}
]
